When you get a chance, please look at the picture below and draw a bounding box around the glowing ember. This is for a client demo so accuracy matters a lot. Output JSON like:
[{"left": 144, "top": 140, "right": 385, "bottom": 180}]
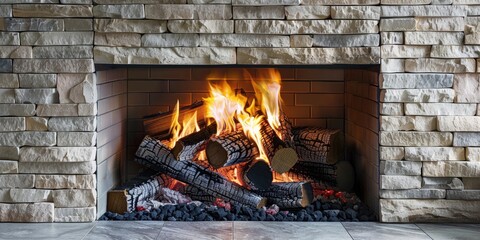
[{"left": 168, "top": 100, "right": 200, "bottom": 148}]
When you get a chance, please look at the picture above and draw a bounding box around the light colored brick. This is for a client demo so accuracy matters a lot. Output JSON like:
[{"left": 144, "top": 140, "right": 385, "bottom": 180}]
[
  {"left": 168, "top": 20, "right": 234, "bottom": 33},
  {"left": 466, "top": 148, "right": 480, "bottom": 161},
  {"left": 142, "top": 33, "right": 199, "bottom": 47},
  {"left": 235, "top": 20, "right": 378, "bottom": 34},
  {"left": 14, "top": 89, "right": 57, "bottom": 104},
  {"left": 404, "top": 32, "right": 464, "bottom": 45},
  {"left": 431, "top": 46, "right": 480, "bottom": 58},
  {"left": 78, "top": 103, "right": 97, "bottom": 116},
  {"left": 19, "top": 147, "right": 96, "bottom": 163},
  {"left": 95, "top": 19, "right": 167, "bottom": 33},
  {"left": 19, "top": 74, "right": 56, "bottom": 88},
  {"left": 9, "top": 189, "right": 51, "bottom": 203},
  {"left": 405, "top": 147, "right": 465, "bottom": 161},
  {"left": 0, "top": 146, "right": 19, "bottom": 160},
  {"left": 57, "top": 73, "right": 96, "bottom": 104},
  {"left": 5, "top": 18, "right": 64, "bottom": 32},
  {"left": 423, "top": 177, "right": 464, "bottom": 189},
  {"left": 381, "top": 5, "right": 466, "bottom": 17},
  {"left": 465, "top": 33, "right": 480, "bottom": 45},
  {"left": 0, "top": 117, "right": 25, "bottom": 131},
  {"left": 404, "top": 58, "right": 476, "bottom": 73},
  {"left": 233, "top": 6, "right": 284, "bottom": 19},
  {"left": 52, "top": 189, "right": 96, "bottom": 207},
  {"left": 313, "top": 34, "right": 379, "bottom": 47},
  {"left": 301, "top": 0, "right": 379, "bottom": 4},
  {"left": 453, "top": 133, "right": 480, "bottom": 147},
  {"left": 199, "top": 34, "right": 290, "bottom": 47},
  {"left": 381, "top": 0, "right": 431, "bottom": 4},
  {"left": 438, "top": 116, "right": 480, "bottom": 131},
  {"left": 233, "top": 0, "right": 300, "bottom": 5},
  {"left": 0, "top": 32, "right": 19, "bottom": 45},
  {"left": 0, "top": 174, "right": 34, "bottom": 188},
  {"left": 95, "top": 47, "right": 236, "bottom": 64},
  {"left": 35, "top": 174, "right": 96, "bottom": 189},
  {"left": 93, "top": 4, "right": 144, "bottom": 19},
  {"left": 36, "top": 104, "right": 78, "bottom": 116},
  {"left": 380, "top": 89, "right": 454, "bottom": 103},
  {"left": 26, "top": 117, "right": 48, "bottom": 131},
  {"left": 380, "top": 147, "right": 404, "bottom": 160},
  {"left": 380, "top": 189, "right": 446, "bottom": 199},
  {"left": 18, "top": 161, "right": 96, "bottom": 174},
  {"left": 20, "top": 32, "right": 93, "bottom": 46},
  {"left": 380, "top": 73, "right": 453, "bottom": 89},
  {"left": 0, "top": 74, "right": 19, "bottom": 88},
  {"left": 145, "top": 4, "right": 231, "bottom": 20},
  {"left": 405, "top": 103, "right": 477, "bottom": 116},
  {"left": 0, "top": 46, "right": 32, "bottom": 59},
  {"left": 380, "top": 103, "right": 403, "bottom": 115},
  {"left": 415, "top": 17, "right": 465, "bottom": 31},
  {"left": 0, "top": 89, "right": 15, "bottom": 103},
  {"left": 331, "top": 6, "right": 380, "bottom": 20},
  {"left": 64, "top": 19, "right": 92, "bottom": 31},
  {"left": 0, "top": 5, "right": 12, "bottom": 17},
  {"left": 14, "top": 59, "right": 94, "bottom": 74},
  {"left": 0, "top": 203, "right": 54, "bottom": 222},
  {"left": 54, "top": 207, "right": 96, "bottom": 222},
  {"left": 95, "top": 33, "right": 141, "bottom": 47},
  {"left": 0, "top": 104, "right": 35, "bottom": 116},
  {"left": 380, "top": 32, "right": 403, "bottom": 45},
  {"left": 0, "top": 132, "right": 56, "bottom": 147},
  {"left": 380, "top": 59, "right": 404, "bottom": 73},
  {"left": 57, "top": 132, "right": 96, "bottom": 147},
  {"left": 380, "top": 160, "right": 422, "bottom": 175},
  {"left": 290, "top": 35, "right": 313, "bottom": 47},
  {"left": 13, "top": 4, "right": 92, "bottom": 17},
  {"left": 423, "top": 161, "right": 480, "bottom": 177},
  {"left": 32, "top": 46, "right": 93, "bottom": 59},
  {"left": 447, "top": 190, "right": 480, "bottom": 200},
  {"left": 381, "top": 175, "right": 422, "bottom": 189},
  {"left": 0, "top": 160, "right": 18, "bottom": 174},
  {"left": 380, "top": 131, "right": 452, "bottom": 146},
  {"left": 380, "top": 18, "right": 415, "bottom": 31},
  {"left": 380, "top": 116, "right": 436, "bottom": 131},
  {"left": 285, "top": 6, "right": 330, "bottom": 20},
  {"left": 48, "top": 116, "right": 96, "bottom": 131}
]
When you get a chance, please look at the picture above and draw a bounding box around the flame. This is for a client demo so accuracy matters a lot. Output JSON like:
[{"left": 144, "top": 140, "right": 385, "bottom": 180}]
[
  {"left": 168, "top": 100, "right": 200, "bottom": 148},
  {"left": 236, "top": 100, "right": 269, "bottom": 162},
  {"left": 252, "top": 69, "right": 284, "bottom": 139}
]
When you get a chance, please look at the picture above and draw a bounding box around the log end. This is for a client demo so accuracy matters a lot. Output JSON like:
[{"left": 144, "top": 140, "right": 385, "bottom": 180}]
[
  {"left": 271, "top": 148, "right": 299, "bottom": 174},
  {"left": 244, "top": 160, "right": 273, "bottom": 191},
  {"left": 300, "top": 182, "right": 314, "bottom": 207},
  {"left": 326, "top": 131, "right": 345, "bottom": 165},
  {"left": 257, "top": 197, "right": 268, "bottom": 209},
  {"left": 206, "top": 141, "right": 228, "bottom": 169}
]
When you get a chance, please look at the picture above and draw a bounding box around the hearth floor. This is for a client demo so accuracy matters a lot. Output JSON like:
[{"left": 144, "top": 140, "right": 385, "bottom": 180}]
[{"left": 0, "top": 222, "right": 478, "bottom": 240}]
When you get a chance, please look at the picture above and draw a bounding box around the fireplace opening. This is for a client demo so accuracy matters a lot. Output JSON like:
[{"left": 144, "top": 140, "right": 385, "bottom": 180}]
[{"left": 95, "top": 65, "right": 379, "bottom": 221}]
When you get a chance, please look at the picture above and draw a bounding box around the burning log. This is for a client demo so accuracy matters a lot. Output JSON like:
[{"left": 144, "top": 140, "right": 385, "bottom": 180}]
[
  {"left": 292, "top": 127, "right": 344, "bottom": 165},
  {"left": 134, "top": 136, "right": 267, "bottom": 208},
  {"left": 258, "top": 118, "right": 298, "bottom": 174},
  {"left": 216, "top": 159, "right": 272, "bottom": 190},
  {"left": 278, "top": 111, "right": 294, "bottom": 147},
  {"left": 143, "top": 101, "right": 206, "bottom": 137},
  {"left": 254, "top": 182, "right": 313, "bottom": 209},
  {"left": 206, "top": 130, "right": 259, "bottom": 169},
  {"left": 290, "top": 161, "right": 355, "bottom": 192},
  {"left": 183, "top": 185, "right": 217, "bottom": 203},
  {"left": 172, "top": 123, "right": 217, "bottom": 161}
]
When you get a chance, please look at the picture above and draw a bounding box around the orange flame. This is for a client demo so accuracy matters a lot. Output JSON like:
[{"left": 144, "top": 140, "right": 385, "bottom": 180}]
[
  {"left": 168, "top": 100, "right": 200, "bottom": 148},
  {"left": 236, "top": 100, "right": 269, "bottom": 163}
]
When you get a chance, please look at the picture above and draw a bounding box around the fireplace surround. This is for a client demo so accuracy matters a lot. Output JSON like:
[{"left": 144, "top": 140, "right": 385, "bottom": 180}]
[{"left": 0, "top": 0, "right": 480, "bottom": 223}]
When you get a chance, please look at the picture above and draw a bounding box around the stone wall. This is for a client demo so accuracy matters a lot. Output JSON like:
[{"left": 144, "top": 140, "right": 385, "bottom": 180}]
[{"left": 0, "top": 0, "right": 479, "bottom": 222}]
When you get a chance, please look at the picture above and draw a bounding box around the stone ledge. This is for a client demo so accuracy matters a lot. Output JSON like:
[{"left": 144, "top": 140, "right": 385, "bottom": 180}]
[
  {"left": 438, "top": 116, "right": 480, "bottom": 131},
  {"left": 423, "top": 161, "right": 480, "bottom": 177},
  {"left": 18, "top": 161, "right": 96, "bottom": 174},
  {"left": 13, "top": 4, "right": 93, "bottom": 18},
  {"left": 405, "top": 147, "right": 465, "bottom": 161},
  {"left": 380, "top": 73, "right": 453, "bottom": 89},
  {"left": 0, "top": 203, "right": 54, "bottom": 222},
  {"left": 380, "top": 189, "right": 446, "bottom": 199},
  {"left": 95, "top": 19, "right": 167, "bottom": 33},
  {"left": 145, "top": 4, "right": 232, "bottom": 20},
  {"left": 380, "top": 131, "right": 453, "bottom": 147},
  {"left": 19, "top": 147, "right": 96, "bottom": 162},
  {"left": 35, "top": 174, "right": 96, "bottom": 189},
  {"left": 54, "top": 207, "right": 96, "bottom": 222},
  {"left": 235, "top": 20, "right": 378, "bottom": 34}
]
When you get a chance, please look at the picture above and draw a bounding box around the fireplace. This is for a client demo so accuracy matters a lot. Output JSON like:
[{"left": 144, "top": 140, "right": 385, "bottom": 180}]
[{"left": 0, "top": 0, "right": 479, "bottom": 223}]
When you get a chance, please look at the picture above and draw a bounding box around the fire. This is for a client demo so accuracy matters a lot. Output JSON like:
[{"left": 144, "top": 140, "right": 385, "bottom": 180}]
[
  {"left": 236, "top": 100, "right": 269, "bottom": 162},
  {"left": 168, "top": 100, "right": 200, "bottom": 148}
]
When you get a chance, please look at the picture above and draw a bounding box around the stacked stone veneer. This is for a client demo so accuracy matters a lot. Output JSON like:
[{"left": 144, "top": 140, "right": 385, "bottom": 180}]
[{"left": 0, "top": 0, "right": 480, "bottom": 222}]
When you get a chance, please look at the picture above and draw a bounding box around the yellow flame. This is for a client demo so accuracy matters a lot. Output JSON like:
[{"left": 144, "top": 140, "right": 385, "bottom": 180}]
[
  {"left": 168, "top": 100, "right": 200, "bottom": 148},
  {"left": 236, "top": 100, "right": 269, "bottom": 163},
  {"left": 252, "top": 69, "right": 283, "bottom": 139}
]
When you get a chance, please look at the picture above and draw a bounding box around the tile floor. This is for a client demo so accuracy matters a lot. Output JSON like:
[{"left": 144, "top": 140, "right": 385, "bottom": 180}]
[{"left": 0, "top": 221, "right": 478, "bottom": 240}]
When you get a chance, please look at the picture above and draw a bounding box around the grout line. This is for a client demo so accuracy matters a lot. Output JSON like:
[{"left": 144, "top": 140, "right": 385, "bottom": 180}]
[
  {"left": 153, "top": 221, "right": 165, "bottom": 240},
  {"left": 340, "top": 222, "right": 355, "bottom": 240},
  {"left": 415, "top": 223, "right": 434, "bottom": 240},
  {"left": 80, "top": 221, "right": 97, "bottom": 240}
]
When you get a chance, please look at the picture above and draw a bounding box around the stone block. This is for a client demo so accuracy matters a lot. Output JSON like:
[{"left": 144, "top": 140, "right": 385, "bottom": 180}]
[
  {"left": 463, "top": 178, "right": 480, "bottom": 189},
  {"left": 95, "top": 19, "right": 167, "bottom": 33},
  {"left": 380, "top": 32, "right": 403, "bottom": 45},
  {"left": 95, "top": 33, "right": 141, "bottom": 47},
  {"left": 33, "top": 46, "right": 93, "bottom": 59},
  {"left": 380, "top": 131, "right": 452, "bottom": 146},
  {"left": 0, "top": 59, "right": 13, "bottom": 73},
  {"left": 453, "top": 133, "right": 480, "bottom": 147},
  {"left": 26, "top": 117, "right": 48, "bottom": 131},
  {"left": 35, "top": 174, "right": 96, "bottom": 189},
  {"left": 380, "top": 103, "right": 403, "bottom": 115},
  {"left": 0, "top": 203, "right": 54, "bottom": 222},
  {"left": 380, "top": 18, "right": 415, "bottom": 31},
  {"left": 405, "top": 32, "right": 464, "bottom": 45},
  {"left": 381, "top": 45, "right": 430, "bottom": 58},
  {"left": 142, "top": 33, "right": 198, "bottom": 47},
  {"left": 285, "top": 6, "right": 330, "bottom": 20},
  {"left": 0, "top": 146, "right": 19, "bottom": 160},
  {"left": 20, "top": 32, "right": 93, "bottom": 46},
  {"left": 55, "top": 207, "right": 96, "bottom": 222},
  {"left": 0, "top": 117, "right": 25, "bottom": 131},
  {"left": 331, "top": 6, "right": 380, "bottom": 20},
  {"left": 381, "top": 0, "right": 432, "bottom": 4},
  {"left": 235, "top": 20, "right": 378, "bottom": 34},
  {"left": 232, "top": 0, "right": 300, "bottom": 5},
  {"left": 381, "top": 175, "right": 422, "bottom": 189},
  {"left": 301, "top": 0, "right": 379, "bottom": 4},
  {"left": 447, "top": 190, "right": 480, "bottom": 200},
  {"left": 0, "top": 5, "right": 12, "bottom": 17},
  {"left": 466, "top": 148, "right": 480, "bottom": 161},
  {"left": 9, "top": 189, "right": 51, "bottom": 203},
  {"left": 405, "top": 147, "right": 465, "bottom": 161},
  {"left": 48, "top": 116, "right": 96, "bottom": 131},
  {"left": 405, "top": 58, "right": 476, "bottom": 73},
  {"left": 0, "top": 74, "right": 19, "bottom": 88},
  {"left": 380, "top": 116, "right": 436, "bottom": 131},
  {"left": 423, "top": 177, "right": 464, "bottom": 189},
  {"left": 36, "top": 104, "right": 78, "bottom": 116},
  {"left": 0, "top": 132, "right": 56, "bottom": 147},
  {"left": 380, "top": 160, "right": 422, "bottom": 175},
  {"left": 432, "top": 0, "right": 453, "bottom": 3},
  {"left": 0, "top": 89, "right": 15, "bottom": 103},
  {"left": 405, "top": 103, "right": 477, "bottom": 116},
  {"left": 380, "top": 189, "right": 446, "bottom": 199},
  {"left": 19, "top": 147, "right": 96, "bottom": 163},
  {"left": 237, "top": 47, "right": 380, "bottom": 64},
  {"left": 78, "top": 103, "right": 97, "bottom": 116},
  {"left": 438, "top": 116, "right": 480, "bottom": 131},
  {"left": 423, "top": 161, "right": 480, "bottom": 177},
  {"left": 57, "top": 132, "right": 96, "bottom": 147},
  {"left": 380, "top": 73, "right": 453, "bottom": 89},
  {"left": 168, "top": 20, "right": 234, "bottom": 33},
  {"left": 380, "top": 59, "right": 404, "bottom": 73},
  {"left": 93, "top": 4, "right": 144, "bottom": 19},
  {"left": 13, "top": 4, "right": 92, "bottom": 17},
  {"left": 380, "top": 147, "right": 404, "bottom": 160},
  {"left": 454, "top": 74, "right": 480, "bottom": 103},
  {"left": 0, "top": 174, "right": 34, "bottom": 188},
  {"left": 431, "top": 46, "right": 480, "bottom": 58},
  {"left": 18, "top": 161, "right": 96, "bottom": 174},
  {"left": 465, "top": 33, "right": 480, "bottom": 45},
  {"left": 57, "top": 73, "right": 96, "bottom": 104},
  {"left": 199, "top": 34, "right": 290, "bottom": 47},
  {"left": 290, "top": 35, "right": 313, "bottom": 47},
  {"left": 0, "top": 104, "right": 35, "bottom": 116},
  {"left": 5, "top": 18, "right": 64, "bottom": 31},
  {"left": 0, "top": 46, "right": 32, "bottom": 59},
  {"left": 14, "top": 59, "right": 94, "bottom": 74},
  {"left": 19, "top": 74, "right": 56, "bottom": 88},
  {"left": 65, "top": 19, "right": 93, "bottom": 31},
  {"left": 416, "top": 17, "right": 464, "bottom": 31},
  {"left": 14, "top": 89, "right": 58, "bottom": 104},
  {"left": 380, "top": 89, "right": 454, "bottom": 103},
  {"left": 469, "top": 5, "right": 480, "bottom": 15},
  {"left": 381, "top": 5, "right": 466, "bottom": 17},
  {"left": 145, "top": 4, "right": 231, "bottom": 20},
  {"left": 0, "top": 160, "right": 18, "bottom": 174},
  {"left": 52, "top": 189, "right": 96, "bottom": 207},
  {"left": 0, "top": 32, "right": 19, "bottom": 45},
  {"left": 313, "top": 34, "right": 379, "bottom": 47},
  {"left": 233, "top": 6, "right": 285, "bottom": 19},
  {"left": 94, "top": 47, "right": 236, "bottom": 64},
  {"left": 380, "top": 199, "right": 480, "bottom": 222}
]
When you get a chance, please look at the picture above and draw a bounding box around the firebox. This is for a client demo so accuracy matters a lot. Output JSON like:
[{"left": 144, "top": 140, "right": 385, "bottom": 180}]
[{"left": 95, "top": 65, "right": 380, "bottom": 219}]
